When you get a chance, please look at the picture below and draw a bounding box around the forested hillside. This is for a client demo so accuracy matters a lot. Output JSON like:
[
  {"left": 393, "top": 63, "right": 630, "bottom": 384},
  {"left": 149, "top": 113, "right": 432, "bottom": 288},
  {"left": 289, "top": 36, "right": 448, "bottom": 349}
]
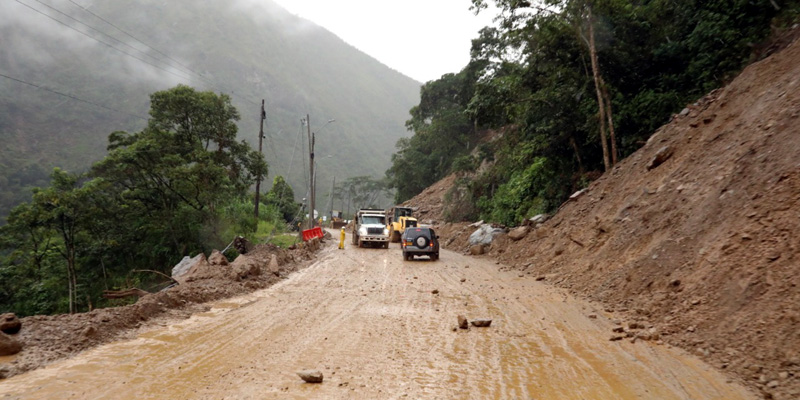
[
  {"left": 0, "top": 0, "right": 420, "bottom": 219},
  {"left": 388, "top": 0, "right": 800, "bottom": 225}
]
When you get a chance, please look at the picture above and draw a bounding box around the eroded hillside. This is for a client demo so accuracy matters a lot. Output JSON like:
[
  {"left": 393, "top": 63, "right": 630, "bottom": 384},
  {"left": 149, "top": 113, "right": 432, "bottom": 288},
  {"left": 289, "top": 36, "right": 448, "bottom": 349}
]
[{"left": 411, "top": 32, "right": 800, "bottom": 400}]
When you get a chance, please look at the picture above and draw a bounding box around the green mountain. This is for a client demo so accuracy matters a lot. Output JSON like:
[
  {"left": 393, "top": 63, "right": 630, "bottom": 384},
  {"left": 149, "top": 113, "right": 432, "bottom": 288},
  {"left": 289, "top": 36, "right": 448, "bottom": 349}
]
[{"left": 0, "top": 0, "right": 421, "bottom": 219}]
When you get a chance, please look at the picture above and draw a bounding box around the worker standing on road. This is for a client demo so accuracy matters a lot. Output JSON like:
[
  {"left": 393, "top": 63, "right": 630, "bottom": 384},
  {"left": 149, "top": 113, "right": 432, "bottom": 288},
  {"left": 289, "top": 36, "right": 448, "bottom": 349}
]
[{"left": 339, "top": 227, "right": 346, "bottom": 249}]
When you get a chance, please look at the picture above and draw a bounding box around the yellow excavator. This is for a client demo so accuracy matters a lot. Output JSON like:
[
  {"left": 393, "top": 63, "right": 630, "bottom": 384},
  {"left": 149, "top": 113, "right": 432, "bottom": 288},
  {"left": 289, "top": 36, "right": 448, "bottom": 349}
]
[{"left": 386, "top": 206, "right": 418, "bottom": 243}]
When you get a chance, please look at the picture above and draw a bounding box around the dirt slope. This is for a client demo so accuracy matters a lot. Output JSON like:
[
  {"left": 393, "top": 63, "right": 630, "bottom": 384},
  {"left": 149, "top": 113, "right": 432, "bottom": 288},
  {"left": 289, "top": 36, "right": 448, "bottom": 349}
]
[{"left": 409, "top": 34, "right": 800, "bottom": 399}]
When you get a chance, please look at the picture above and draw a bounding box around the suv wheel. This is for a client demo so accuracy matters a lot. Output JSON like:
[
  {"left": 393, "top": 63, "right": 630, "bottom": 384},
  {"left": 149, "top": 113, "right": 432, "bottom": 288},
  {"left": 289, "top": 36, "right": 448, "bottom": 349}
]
[{"left": 415, "top": 236, "right": 429, "bottom": 249}]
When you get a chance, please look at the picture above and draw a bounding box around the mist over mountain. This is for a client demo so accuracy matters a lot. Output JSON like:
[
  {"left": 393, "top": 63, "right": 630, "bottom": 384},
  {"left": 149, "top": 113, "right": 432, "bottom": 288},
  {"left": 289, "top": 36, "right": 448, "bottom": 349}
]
[{"left": 0, "top": 0, "right": 421, "bottom": 218}]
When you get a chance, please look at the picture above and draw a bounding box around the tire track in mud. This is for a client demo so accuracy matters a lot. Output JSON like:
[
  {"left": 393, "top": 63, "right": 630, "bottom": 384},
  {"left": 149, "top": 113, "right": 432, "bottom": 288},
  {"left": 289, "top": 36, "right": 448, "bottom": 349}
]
[{"left": 0, "top": 234, "right": 756, "bottom": 399}]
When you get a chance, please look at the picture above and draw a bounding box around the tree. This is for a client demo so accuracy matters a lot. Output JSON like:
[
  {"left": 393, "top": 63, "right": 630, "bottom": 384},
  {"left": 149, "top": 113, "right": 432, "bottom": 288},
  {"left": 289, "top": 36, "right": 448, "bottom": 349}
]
[
  {"left": 265, "top": 176, "right": 299, "bottom": 223},
  {"left": 1, "top": 85, "right": 271, "bottom": 316},
  {"left": 341, "top": 176, "right": 390, "bottom": 210},
  {"left": 92, "top": 86, "right": 268, "bottom": 256},
  {"left": 387, "top": 69, "right": 478, "bottom": 203},
  {"left": 30, "top": 169, "right": 88, "bottom": 313}
]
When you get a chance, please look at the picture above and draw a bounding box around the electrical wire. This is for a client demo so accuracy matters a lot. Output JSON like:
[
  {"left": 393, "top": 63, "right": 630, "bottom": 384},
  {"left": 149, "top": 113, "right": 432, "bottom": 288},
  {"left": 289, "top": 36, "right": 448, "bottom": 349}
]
[
  {"left": 15, "top": 0, "right": 195, "bottom": 82},
  {"left": 0, "top": 72, "right": 148, "bottom": 120},
  {"left": 30, "top": 0, "right": 191, "bottom": 78},
  {"left": 64, "top": 0, "right": 260, "bottom": 108},
  {"left": 67, "top": 0, "right": 207, "bottom": 81},
  {"left": 16, "top": 0, "right": 262, "bottom": 108}
]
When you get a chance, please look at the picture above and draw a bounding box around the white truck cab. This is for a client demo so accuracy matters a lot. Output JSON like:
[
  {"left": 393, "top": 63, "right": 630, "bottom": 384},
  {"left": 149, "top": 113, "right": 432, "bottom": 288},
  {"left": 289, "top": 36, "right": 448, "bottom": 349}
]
[{"left": 352, "top": 208, "right": 389, "bottom": 248}]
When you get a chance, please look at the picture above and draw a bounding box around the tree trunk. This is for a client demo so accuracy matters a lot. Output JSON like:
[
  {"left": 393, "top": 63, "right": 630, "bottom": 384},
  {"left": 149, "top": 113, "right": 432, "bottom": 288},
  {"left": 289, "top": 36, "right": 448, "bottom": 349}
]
[
  {"left": 103, "top": 288, "right": 150, "bottom": 299},
  {"left": 601, "top": 77, "right": 618, "bottom": 165},
  {"left": 586, "top": 4, "right": 611, "bottom": 171},
  {"left": 569, "top": 135, "right": 585, "bottom": 175},
  {"left": 67, "top": 244, "right": 77, "bottom": 314}
]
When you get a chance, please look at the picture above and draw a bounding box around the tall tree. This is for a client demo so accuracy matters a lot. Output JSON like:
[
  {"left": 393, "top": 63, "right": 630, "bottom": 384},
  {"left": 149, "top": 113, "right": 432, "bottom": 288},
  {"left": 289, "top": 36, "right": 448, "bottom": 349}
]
[
  {"left": 30, "top": 169, "right": 87, "bottom": 313},
  {"left": 265, "top": 176, "right": 299, "bottom": 223}
]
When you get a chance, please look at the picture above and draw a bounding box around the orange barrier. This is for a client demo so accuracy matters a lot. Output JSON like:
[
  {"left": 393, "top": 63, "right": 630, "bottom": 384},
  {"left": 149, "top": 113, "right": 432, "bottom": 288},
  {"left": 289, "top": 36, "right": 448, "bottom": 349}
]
[{"left": 302, "top": 226, "right": 324, "bottom": 241}]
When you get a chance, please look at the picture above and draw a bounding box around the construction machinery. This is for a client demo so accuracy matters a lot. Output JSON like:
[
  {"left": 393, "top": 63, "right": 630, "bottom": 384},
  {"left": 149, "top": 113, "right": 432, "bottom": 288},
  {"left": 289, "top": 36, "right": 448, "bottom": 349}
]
[
  {"left": 330, "top": 210, "right": 347, "bottom": 229},
  {"left": 386, "top": 206, "right": 418, "bottom": 243}
]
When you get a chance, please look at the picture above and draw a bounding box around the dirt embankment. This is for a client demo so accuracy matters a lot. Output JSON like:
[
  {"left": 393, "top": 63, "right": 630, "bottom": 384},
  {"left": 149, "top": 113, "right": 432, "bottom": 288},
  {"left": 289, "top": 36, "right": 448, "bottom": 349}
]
[
  {"left": 0, "top": 239, "right": 327, "bottom": 380},
  {"left": 408, "top": 33, "right": 800, "bottom": 399}
]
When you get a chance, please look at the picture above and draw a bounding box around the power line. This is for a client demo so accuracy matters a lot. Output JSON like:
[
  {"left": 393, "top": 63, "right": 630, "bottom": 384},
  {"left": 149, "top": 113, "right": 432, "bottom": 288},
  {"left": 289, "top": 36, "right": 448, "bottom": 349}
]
[
  {"left": 15, "top": 0, "right": 195, "bottom": 82},
  {"left": 12, "top": 0, "right": 263, "bottom": 127},
  {"left": 30, "top": 0, "right": 192, "bottom": 79},
  {"left": 58, "top": 1, "right": 262, "bottom": 108},
  {"left": 66, "top": 0, "right": 207, "bottom": 81},
  {"left": 17, "top": 0, "right": 263, "bottom": 109},
  {"left": 63, "top": 0, "right": 260, "bottom": 109},
  {"left": 0, "top": 72, "right": 148, "bottom": 120}
]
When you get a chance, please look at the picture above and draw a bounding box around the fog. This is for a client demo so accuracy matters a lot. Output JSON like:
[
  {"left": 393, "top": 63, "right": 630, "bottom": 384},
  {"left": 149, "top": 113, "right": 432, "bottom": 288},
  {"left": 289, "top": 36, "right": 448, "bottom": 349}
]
[
  {"left": 229, "top": 0, "right": 322, "bottom": 37},
  {"left": 0, "top": 1, "right": 192, "bottom": 95}
]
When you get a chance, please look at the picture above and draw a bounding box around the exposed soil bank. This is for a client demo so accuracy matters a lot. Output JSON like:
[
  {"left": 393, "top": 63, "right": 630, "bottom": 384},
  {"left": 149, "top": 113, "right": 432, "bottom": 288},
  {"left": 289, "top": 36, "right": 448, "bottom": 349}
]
[
  {"left": 0, "top": 240, "right": 325, "bottom": 380},
  {"left": 409, "top": 34, "right": 800, "bottom": 400}
]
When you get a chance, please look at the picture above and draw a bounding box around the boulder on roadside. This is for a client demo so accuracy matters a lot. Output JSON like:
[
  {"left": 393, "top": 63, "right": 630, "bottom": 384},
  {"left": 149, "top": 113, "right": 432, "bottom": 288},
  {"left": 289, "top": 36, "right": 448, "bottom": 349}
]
[
  {"left": 230, "top": 255, "right": 260, "bottom": 280},
  {"left": 268, "top": 254, "right": 280, "bottom": 276},
  {"left": 457, "top": 315, "right": 469, "bottom": 329},
  {"left": 471, "top": 318, "right": 492, "bottom": 328},
  {"left": 208, "top": 250, "right": 229, "bottom": 266},
  {"left": 469, "top": 244, "right": 485, "bottom": 256},
  {"left": 171, "top": 254, "right": 206, "bottom": 281},
  {"left": 468, "top": 224, "right": 505, "bottom": 246},
  {"left": 297, "top": 369, "right": 324, "bottom": 383},
  {"left": 508, "top": 226, "right": 529, "bottom": 241},
  {"left": 0, "top": 332, "right": 22, "bottom": 356},
  {"left": 0, "top": 313, "right": 21, "bottom": 335}
]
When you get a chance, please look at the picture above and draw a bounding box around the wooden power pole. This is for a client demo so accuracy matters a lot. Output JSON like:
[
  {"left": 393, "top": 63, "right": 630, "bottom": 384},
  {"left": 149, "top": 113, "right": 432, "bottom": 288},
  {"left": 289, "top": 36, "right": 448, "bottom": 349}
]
[
  {"left": 254, "top": 99, "right": 266, "bottom": 218},
  {"left": 307, "top": 113, "right": 315, "bottom": 229}
]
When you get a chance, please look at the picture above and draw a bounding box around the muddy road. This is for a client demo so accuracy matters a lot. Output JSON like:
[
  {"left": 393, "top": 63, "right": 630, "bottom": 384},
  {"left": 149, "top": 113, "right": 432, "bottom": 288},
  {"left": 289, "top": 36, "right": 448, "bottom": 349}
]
[{"left": 0, "top": 232, "right": 755, "bottom": 399}]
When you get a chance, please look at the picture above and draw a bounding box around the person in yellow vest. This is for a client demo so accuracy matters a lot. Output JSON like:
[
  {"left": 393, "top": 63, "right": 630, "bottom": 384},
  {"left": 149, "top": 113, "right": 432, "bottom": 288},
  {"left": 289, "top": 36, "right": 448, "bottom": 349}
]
[{"left": 339, "top": 227, "right": 346, "bottom": 250}]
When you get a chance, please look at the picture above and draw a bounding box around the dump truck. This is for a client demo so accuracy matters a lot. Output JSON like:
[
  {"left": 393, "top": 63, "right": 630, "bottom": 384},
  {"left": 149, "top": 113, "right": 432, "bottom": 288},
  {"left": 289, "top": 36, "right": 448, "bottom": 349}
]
[
  {"left": 387, "top": 206, "right": 418, "bottom": 243},
  {"left": 352, "top": 208, "right": 389, "bottom": 248}
]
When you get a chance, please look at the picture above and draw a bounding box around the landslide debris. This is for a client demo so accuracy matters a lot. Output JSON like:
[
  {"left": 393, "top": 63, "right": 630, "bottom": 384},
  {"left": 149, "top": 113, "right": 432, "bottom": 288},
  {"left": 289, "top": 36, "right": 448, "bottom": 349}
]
[
  {"left": 410, "top": 30, "right": 800, "bottom": 399},
  {"left": 1, "top": 239, "right": 327, "bottom": 380}
]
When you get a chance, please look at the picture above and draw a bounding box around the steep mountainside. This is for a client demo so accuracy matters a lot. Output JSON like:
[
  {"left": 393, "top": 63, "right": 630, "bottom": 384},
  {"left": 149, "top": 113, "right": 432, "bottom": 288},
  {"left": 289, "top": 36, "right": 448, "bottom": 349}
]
[
  {"left": 412, "top": 32, "right": 800, "bottom": 399},
  {"left": 0, "top": 0, "right": 420, "bottom": 218}
]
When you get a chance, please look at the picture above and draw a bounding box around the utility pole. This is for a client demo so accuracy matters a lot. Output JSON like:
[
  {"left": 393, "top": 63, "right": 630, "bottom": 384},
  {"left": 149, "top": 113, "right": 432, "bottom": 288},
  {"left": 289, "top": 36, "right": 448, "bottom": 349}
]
[
  {"left": 254, "top": 99, "right": 266, "bottom": 219},
  {"left": 328, "top": 176, "right": 336, "bottom": 222},
  {"left": 307, "top": 113, "right": 315, "bottom": 229}
]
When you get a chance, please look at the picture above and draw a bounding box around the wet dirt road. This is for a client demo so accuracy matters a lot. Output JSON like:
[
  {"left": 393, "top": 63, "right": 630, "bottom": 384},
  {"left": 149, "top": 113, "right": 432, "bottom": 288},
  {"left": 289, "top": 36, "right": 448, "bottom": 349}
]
[{"left": 0, "top": 234, "right": 755, "bottom": 399}]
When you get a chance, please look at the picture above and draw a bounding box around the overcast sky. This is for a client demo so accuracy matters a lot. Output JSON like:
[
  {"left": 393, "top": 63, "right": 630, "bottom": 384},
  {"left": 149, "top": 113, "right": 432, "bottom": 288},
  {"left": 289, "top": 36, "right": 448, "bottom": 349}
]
[{"left": 270, "top": 0, "right": 496, "bottom": 83}]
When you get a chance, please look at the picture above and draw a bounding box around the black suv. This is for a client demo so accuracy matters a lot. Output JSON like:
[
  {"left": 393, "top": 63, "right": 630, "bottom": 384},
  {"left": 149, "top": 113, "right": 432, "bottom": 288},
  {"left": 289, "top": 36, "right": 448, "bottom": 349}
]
[{"left": 401, "top": 227, "right": 440, "bottom": 261}]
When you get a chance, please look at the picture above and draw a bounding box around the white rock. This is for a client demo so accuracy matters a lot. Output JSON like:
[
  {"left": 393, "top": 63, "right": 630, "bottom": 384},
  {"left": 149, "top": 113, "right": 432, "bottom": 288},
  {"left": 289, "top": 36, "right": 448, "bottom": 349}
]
[{"left": 297, "top": 370, "right": 324, "bottom": 383}]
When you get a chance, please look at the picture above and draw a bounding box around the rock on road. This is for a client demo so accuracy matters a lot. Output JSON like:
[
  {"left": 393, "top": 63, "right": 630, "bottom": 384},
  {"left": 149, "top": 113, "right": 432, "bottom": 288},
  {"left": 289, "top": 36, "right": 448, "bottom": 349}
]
[{"left": 0, "top": 232, "right": 755, "bottom": 399}]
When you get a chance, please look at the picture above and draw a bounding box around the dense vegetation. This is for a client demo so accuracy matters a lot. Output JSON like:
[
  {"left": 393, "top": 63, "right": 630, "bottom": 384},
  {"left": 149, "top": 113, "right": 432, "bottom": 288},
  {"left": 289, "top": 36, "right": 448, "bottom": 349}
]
[
  {"left": 0, "top": 86, "right": 286, "bottom": 316},
  {"left": 0, "top": 0, "right": 420, "bottom": 220},
  {"left": 388, "top": 0, "right": 800, "bottom": 226}
]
